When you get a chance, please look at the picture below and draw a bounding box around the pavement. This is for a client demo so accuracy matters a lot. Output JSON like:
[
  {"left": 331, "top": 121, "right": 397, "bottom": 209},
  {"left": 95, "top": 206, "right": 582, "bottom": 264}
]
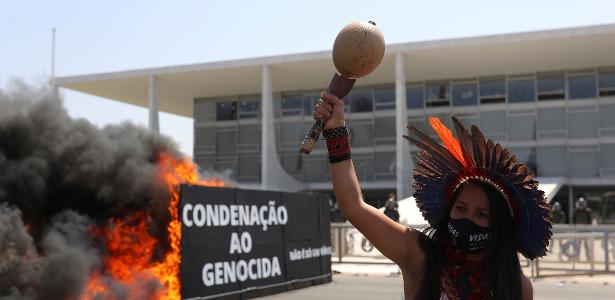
[{"left": 258, "top": 262, "right": 615, "bottom": 299}]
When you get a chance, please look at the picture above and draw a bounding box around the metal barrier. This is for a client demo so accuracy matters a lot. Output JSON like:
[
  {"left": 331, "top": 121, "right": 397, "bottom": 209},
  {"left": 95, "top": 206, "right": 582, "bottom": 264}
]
[
  {"left": 331, "top": 223, "right": 615, "bottom": 277},
  {"left": 532, "top": 224, "right": 615, "bottom": 277}
]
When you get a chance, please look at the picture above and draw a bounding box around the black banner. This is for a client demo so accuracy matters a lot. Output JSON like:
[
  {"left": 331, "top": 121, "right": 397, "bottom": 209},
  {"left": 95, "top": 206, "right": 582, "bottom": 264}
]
[{"left": 180, "top": 185, "right": 331, "bottom": 299}]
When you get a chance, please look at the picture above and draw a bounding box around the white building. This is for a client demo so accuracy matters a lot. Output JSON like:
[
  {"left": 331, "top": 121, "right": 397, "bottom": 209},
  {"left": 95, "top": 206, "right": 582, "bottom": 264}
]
[{"left": 57, "top": 24, "right": 615, "bottom": 223}]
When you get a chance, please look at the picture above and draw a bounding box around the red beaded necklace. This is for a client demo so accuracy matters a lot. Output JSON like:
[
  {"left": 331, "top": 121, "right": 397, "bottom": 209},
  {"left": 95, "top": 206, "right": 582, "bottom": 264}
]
[{"left": 440, "top": 237, "right": 489, "bottom": 300}]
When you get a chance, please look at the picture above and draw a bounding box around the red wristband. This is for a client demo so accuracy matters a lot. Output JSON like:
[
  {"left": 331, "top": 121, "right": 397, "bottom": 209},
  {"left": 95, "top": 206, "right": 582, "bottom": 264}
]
[{"left": 323, "top": 126, "right": 351, "bottom": 163}]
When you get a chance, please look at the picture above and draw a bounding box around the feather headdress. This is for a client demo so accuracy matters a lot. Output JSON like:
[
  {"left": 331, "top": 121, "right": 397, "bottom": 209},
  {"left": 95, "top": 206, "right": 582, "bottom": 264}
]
[{"left": 404, "top": 116, "right": 552, "bottom": 260}]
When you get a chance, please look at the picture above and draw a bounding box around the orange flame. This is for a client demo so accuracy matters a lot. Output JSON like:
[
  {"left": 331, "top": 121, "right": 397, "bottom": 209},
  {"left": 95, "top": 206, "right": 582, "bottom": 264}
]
[{"left": 83, "top": 153, "right": 227, "bottom": 300}]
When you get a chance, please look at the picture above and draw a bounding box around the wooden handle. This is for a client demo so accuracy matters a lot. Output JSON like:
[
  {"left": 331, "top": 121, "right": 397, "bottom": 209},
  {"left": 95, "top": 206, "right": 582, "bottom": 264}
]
[{"left": 299, "top": 74, "right": 355, "bottom": 155}]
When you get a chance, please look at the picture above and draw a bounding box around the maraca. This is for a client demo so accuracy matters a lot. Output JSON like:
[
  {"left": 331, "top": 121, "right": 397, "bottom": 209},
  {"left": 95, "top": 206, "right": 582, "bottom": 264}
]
[{"left": 299, "top": 21, "right": 385, "bottom": 155}]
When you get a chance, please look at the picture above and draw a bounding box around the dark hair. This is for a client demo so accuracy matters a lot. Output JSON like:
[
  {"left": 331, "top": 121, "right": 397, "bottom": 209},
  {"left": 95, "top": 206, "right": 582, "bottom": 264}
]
[{"left": 415, "top": 179, "right": 522, "bottom": 300}]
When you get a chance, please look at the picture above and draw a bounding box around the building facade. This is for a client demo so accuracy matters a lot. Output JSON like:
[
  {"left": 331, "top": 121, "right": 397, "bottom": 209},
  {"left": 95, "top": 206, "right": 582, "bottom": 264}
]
[{"left": 57, "top": 24, "right": 615, "bottom": 223}]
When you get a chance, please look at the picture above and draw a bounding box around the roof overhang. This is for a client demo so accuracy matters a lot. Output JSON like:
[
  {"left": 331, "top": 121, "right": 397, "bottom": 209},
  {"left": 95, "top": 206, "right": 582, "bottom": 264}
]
[
  {"left": 536, "top": 177, "right": 565, "bottom": 203},
  {"left": 56, "top": 23, "right": 615, "bottom": 118}
]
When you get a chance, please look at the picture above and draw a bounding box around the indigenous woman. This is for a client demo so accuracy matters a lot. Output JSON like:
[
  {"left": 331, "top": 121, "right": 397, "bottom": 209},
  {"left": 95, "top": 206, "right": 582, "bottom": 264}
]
[{"left": 313, "top": 93, "right": 552, "bottom": 300}]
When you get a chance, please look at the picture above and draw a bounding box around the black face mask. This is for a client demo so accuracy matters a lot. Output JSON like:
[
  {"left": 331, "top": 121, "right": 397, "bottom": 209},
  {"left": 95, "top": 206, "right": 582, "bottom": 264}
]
[{"left": 447, "top": 218, "right": 490, "bottom": 253}]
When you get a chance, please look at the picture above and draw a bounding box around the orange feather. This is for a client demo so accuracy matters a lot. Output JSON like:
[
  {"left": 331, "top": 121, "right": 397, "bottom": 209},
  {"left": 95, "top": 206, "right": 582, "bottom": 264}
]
[{"left": 428, "top": 116, "right": 466, "bottom": 166}]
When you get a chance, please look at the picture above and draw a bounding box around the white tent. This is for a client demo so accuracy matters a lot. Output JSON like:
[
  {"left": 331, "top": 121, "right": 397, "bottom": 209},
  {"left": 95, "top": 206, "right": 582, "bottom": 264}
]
[{"left": 379, "top": 197, "right": 427, "bottom": 226}]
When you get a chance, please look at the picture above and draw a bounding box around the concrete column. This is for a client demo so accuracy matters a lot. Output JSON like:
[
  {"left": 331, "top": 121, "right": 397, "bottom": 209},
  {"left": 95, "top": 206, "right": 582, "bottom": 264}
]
[
  {"left": 395, "top": 53, "right": 412, "bottom": 199},
  {"left": 148, "top": 75, "right": 160, "bottom": 133},
  {"left": 260, "top": 64, "right": 303, "bottom": 191}
]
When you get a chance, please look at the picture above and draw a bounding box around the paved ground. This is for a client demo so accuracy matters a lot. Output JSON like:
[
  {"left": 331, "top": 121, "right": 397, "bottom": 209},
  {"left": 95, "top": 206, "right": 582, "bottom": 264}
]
[
  {"left": 259, "top": 263, "right": 615, "bottom": 299},
  {"left": 261, "top": 274, "right": 404, "bottom": 300},
  {"left": 260, "top": 274, "right": 615, "bottom": 300}
]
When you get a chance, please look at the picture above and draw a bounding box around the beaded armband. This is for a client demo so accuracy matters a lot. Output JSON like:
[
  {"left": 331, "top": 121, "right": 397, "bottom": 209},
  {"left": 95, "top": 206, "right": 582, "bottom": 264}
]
[{"left": 323, "top": 126, "right": 351, "bottom": 164}]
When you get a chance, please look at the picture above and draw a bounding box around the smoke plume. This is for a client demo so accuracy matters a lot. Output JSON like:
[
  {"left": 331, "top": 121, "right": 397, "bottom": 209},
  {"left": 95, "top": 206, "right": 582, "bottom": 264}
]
[{"left": 0, "top": 80, "right": 183, "bottom": 299}]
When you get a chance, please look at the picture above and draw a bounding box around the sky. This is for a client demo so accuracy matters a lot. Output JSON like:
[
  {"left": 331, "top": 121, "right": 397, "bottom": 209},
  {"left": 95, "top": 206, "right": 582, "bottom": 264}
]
[{"left": 2, "top": 0, "right": 614, "bottom": 156}]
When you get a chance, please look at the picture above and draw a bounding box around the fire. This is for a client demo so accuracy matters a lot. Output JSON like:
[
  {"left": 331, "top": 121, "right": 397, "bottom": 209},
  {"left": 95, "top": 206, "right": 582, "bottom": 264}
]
[{"left": 83, "top": 153, "right": 226, "bottom": 299}]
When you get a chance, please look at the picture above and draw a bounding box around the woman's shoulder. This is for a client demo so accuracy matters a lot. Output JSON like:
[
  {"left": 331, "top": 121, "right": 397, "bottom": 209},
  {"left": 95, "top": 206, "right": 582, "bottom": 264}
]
[{"left": 521, "top": 273, "right": 533, "bottom": 300}]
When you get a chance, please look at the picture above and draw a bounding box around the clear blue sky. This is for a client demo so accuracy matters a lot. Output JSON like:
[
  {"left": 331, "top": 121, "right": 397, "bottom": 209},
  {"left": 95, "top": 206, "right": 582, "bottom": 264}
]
[{"left": 2, "top": 0, "right": 614, "bottom": 156}]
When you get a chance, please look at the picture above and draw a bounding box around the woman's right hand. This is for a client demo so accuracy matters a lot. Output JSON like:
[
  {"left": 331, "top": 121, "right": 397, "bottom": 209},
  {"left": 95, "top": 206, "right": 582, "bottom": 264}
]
[{"left": 312, "top": 92, "right": 346, "bottom": 130}]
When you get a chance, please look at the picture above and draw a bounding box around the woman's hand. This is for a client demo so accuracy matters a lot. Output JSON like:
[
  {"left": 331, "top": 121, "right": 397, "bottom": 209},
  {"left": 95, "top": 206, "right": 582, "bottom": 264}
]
[{"left": 312, "top": 92, "right": 345, "bottom": 130}]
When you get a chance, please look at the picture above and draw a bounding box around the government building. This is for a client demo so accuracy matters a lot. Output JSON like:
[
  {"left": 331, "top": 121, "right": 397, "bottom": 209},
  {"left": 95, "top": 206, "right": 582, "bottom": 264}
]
[{"left": 57, "top": 24, "right": 615, "bottom": 223}]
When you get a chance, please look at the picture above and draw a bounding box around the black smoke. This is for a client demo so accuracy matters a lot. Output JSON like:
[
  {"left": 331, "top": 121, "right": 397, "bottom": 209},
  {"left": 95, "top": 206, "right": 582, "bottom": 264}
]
[{"left": 0, "top": 81, "right": 184, "bottom": 299}]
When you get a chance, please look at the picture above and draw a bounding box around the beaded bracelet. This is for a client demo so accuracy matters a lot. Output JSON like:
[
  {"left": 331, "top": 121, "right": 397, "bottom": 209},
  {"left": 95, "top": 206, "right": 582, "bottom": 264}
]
[{"left": 323, "top": 126, "right": 351, "bottom": 164}]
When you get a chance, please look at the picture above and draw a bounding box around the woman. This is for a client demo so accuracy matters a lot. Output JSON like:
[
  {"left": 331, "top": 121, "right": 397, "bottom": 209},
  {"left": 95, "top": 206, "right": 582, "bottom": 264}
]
[{"left": 313, "top": 93, "right": 552, "bottom": 300}]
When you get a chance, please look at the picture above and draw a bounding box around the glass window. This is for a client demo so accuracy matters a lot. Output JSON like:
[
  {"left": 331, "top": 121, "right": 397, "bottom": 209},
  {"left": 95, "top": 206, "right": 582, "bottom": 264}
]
[
  {"left": 599, "top": 68, "right": 615, "bottom": 97},
  {"left": 507, "top": 78, "right": 535, "bottom": 103},
  {"left": 374, "top": 117, "right": 396, "bottom": 145},
  {"left": 568, "top": 109, "right": 598, "bottom": 138},
  {"left": 281, "top": 122, "right": 304, "bottom": 146},
  {"left": 238, "top": 97, "right": 260, "bottom": 119},
  {"left": 302, "top": 92, "right": 320, "bottom": 116},
  {"left": 537, "top": 146, "right": 566, "bottom": 176},
  {"left": 349, "top": 88, "right": 373, "bottom": 112},
  {"left": 238, "top": 154, "right": 259, "bottom": 182},
  {"left": 215, "top": 129, "right": 237, "bottom": 154},
  {"left": 480, "top": 111, "right": 506, "bottom": 141},
  {"left": 194, "top": 98, "right": 216, "bottom": 122},
  {"left": 537, "top": 108, "right": 566, "bottom": 138},
  {"left": 349, "top": 121, "right": 373, "bottom": 147},
  {"left": 537, "top": 72, "right": 565, "bottom": 100},
  {"left": 281, "top": 94, "right": 303, "bottom": 116},
  {"left": 238, "top": 125, "right": 259, "bottom": 146},
  {"left": 407, "top": 85, "right": 424, "bottom": 109},
  {"left": 216, "top": 101, "right": 237, "bottom": 121},
  {"left": 452, "top": 82, "right": 478, "bottom": 106},
  {"left": 479, "top": 77, "right": 506, "bottom": 104},
  {"left": 425, "top": 82, "right": 450, "bottom": 107},
  {"left": 600, "top": 105, "right": 615, "bottom": 132},
  {"left": 303, "top": 157, "right": 327, "bottom": 182},
  {"left": 353, "top": 154, "right": 374, "bottom": 181},
  {"left": 601, "top": 144, "right": 615, "bottom": 171},
  {"left": 374, "top": 86, "right": 395, "bottom": 110},
  {"left": 408, "top": 116, "right": 428, "bottom": 133},
  {"left": 569, "top": 147, "right": 599, "bottom": 177},
  {"left": 375, "top": 152, "right": 396, "bottom": 180},
  {"left": 508, "top": 113, "right": 535, "bottom": 141},
  {"left": 195, "top": 127, "right": 215, "bottom": 151},
  {"left": 568, "top": 74, "right": 597, "bottom": 100}
]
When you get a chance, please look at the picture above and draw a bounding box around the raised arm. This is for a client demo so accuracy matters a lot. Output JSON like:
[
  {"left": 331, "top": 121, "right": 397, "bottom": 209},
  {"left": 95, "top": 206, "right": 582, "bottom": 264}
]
[{"left": 313, "top": 93, "right": 422, "bottom": 267}]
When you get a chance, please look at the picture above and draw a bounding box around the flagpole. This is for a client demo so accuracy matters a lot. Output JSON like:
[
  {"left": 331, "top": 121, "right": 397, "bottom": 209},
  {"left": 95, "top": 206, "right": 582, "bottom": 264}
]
[{"left": 51, "top": 28, "right": 56, "bottom": 86}]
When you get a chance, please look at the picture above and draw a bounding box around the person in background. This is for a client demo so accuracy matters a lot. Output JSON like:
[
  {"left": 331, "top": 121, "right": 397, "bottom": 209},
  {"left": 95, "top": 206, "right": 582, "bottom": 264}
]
[
  {"left": 552, "top": 202, "right": 566, "bottom": 224},
  {"left": 573, "top": 197, "right": 592, "bottom": 225},
  {"left": 549, "top": 202, "right": 565, "bottom": 256},
  {"left": 383, "top": 192, "right": 400, "bottom": 223},
  {"left": 573, "top": 196, "right": 592, "bottom": 260}
]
